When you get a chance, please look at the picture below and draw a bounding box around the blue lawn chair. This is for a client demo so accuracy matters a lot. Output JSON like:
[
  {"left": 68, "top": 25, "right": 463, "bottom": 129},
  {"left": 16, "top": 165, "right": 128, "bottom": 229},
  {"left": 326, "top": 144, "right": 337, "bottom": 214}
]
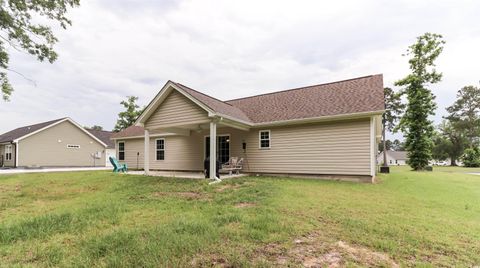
[{"left": 109, "top": 157, "right": 128, "bottom": 173}]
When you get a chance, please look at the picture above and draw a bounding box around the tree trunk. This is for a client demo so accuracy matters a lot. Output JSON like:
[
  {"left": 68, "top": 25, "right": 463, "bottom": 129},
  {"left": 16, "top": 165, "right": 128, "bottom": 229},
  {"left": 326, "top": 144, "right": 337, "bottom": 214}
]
[
  {"left": 450, "top": 157, "right": 457, "bottom": 166},
  {"left": 383, "top": 124, "right": 388, "bottom": 167}
]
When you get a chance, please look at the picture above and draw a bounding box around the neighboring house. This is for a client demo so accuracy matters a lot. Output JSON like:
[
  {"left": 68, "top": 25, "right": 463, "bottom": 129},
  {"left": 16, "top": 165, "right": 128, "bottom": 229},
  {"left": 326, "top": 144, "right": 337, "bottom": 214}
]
[
  {"left": 111, "top": 75, "right": 384, "bottom": 181},
  {"left": 0, "top": 118, "right": 114, "bottom": 168},
  {"left": 86, "top": 128, "right": 116, "bottom": 167},
  {"left": 377, "top": 150, "right": 408, "bottom": 165}
]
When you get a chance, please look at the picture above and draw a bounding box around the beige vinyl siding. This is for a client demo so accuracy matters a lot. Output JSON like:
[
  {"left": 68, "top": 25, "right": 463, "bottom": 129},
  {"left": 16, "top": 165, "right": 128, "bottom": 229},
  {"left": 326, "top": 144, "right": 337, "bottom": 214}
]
[
  {"left": 241, "top": 119, "right": 371, "bottom": 175},
  {"left": 119, "top": 118, "right": 371, "bottom": 176},
  {"left": 118, "top": 127, "right": 246, "bottom": 171},
  {"left": 0, "top": 143, "right": 16, "bottom": 167},
  {"left": 144, "top": 91, "right": 209, "bottom": 129},
  {"left": 17, "top": 121, "right": 106, "bottom": 167}
]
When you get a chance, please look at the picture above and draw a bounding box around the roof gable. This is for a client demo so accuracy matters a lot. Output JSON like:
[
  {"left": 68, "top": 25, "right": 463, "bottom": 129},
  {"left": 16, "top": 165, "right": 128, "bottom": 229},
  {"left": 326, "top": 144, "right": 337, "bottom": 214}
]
[{"left": 0, "top": 118, "right": 108, "bottom": 147}]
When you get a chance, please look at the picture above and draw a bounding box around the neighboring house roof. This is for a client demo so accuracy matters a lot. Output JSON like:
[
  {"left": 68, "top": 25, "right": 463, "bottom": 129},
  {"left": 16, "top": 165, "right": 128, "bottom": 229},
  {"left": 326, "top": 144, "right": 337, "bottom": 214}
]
[
  {"left": 111, "top": 126, "right": 145, "bottom": 139},
  {"left": 137, "top": 74, "right": 384, "bottom": 128},
  {"left": 379, "top": 150, "right": 408, "bottom": 160},
  {"left": 0, "top": 118, "right": 108, "bottom": 147},
  {"left": 86, "top": 129, "right": 114, "bottom": 148},
  {"left": 0, "top": 118, "right": 66, "bottom": 143}
]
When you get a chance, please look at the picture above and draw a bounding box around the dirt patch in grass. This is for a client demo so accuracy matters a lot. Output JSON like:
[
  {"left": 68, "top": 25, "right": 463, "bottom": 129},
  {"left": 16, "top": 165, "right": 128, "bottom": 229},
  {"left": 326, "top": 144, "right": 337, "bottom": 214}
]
[
  {"left": 152, "top": 191, "right": 208, "bottom": 200},
  {"left": 254, "top": 231, "right": 399, "bottom": 267},
  {"left": 214, "top": 182, "right": 256, "bottom": 192},
  {"left": 234, "top": 202, "right": 256, "bottom": 208}
]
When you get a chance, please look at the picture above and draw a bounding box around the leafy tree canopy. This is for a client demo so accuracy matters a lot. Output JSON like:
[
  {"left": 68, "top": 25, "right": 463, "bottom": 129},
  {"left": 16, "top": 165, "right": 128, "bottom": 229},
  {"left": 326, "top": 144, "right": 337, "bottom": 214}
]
[
  {"left": 0, "top": 0, "right": 80, "bottom": 101},
  {"left": 114, "top": 96, "right": 144, "bottom": 132},
  {"left": 445, "top": 85, "right": 480, "bottom": 147},
  {"left": 432, "top": 120, "right": 467, "bottom": 166}
]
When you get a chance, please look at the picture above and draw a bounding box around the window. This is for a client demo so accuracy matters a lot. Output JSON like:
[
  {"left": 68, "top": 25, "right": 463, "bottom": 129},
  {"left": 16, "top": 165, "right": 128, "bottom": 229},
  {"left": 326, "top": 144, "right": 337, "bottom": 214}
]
[
  {"left": 5, "top": 145, "right": 12, "bottom": 161},
  {"left": 118, "top": 142, "right": 125, "bottom": 161},
  {"left": 259, "top": 130, "right": 271, "bottom": 149},
  {"left": 156, "top": 139, "right": 165, "bottom": 160},
  {"left": 67, "top": 144, "right": 81, "bottom": 149}
]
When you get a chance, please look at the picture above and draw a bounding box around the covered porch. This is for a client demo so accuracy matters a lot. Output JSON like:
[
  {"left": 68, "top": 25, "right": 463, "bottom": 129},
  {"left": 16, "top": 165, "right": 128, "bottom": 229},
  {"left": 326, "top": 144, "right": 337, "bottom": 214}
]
[{"left": 142, "top": 118, "right": 250, "bottom": 181}]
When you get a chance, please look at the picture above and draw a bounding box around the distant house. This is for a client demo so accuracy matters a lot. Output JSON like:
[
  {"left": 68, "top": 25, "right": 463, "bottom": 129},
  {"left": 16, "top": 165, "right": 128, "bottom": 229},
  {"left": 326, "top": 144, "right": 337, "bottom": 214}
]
[
  {"left": 112, "top": 75, "right": 385, "bottom": 182},
  {"left": 0, "top": 118, "right": 114, "bottom": 168},
  {"left": 377, "top": 150, "right": 408, "bottom": 166}
]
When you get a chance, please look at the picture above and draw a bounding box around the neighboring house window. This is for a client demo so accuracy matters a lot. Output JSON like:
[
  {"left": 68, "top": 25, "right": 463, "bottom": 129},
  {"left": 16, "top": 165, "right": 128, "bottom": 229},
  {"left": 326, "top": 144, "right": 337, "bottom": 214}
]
[
  {"left": 395, "top": 160, "right": 398, "bottom": 164},
  {"left": 67, "top": 144, "right": 81, "bottom": 149},
  {"left": 118, "top": 142, "right": 125, "bottom": 161},
  {"left": 5, "top": 145, "right": 12, "bottom": 161},
  {"left": 389, "top": 160, "right": 392, "bottom": 164},
  {"left": 259, "top": 130, "right": 271, "bottom": 149},
  {"left": 156, "top": 139, "right": 165, "bottom": 160}
]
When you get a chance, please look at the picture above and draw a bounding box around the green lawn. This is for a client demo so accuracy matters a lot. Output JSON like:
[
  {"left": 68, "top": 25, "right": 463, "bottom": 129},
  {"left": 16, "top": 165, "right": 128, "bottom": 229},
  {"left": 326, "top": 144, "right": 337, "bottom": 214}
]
[{"left": 0, "top": 168, "right": 479, "bottom": 267}]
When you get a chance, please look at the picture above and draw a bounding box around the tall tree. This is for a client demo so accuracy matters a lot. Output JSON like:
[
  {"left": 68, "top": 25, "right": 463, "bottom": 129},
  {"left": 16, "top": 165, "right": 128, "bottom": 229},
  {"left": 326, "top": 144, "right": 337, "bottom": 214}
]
[
  {"left": 396, "top": 33, "right": 445, "bottom": 170},
  {"left": 114, "top": 96, "right": 143, "bottom": 132},
  {"left": 445, "top": 85, "right": 480, "bottom": 147},
  {"left": 433, "top": 120, "right": 467, "bottom": 166},
  {"left": 381, "top": 87, "right": 405, "bottom": 166},
  {"left": 0, "top": 0, "right": 80, "bottom": 101}
]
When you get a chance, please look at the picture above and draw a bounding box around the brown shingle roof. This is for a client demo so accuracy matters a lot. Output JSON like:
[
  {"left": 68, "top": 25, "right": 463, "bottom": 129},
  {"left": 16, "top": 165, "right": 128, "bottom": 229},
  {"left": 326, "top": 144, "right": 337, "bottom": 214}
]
[
  {"left": 86, "top": 129, "right": 114, "bottom": 148},
  {"left": 226, "top": 74, "right": 384, "bottom": 123},
  {"left": 386, "top": 150, "right": 407, "bottom": 160},
  {"left": 0, "top": 118, "right": 66, "bottom": 143},
  {"left": 111, "top": 126, "right": 145, "bottom": 139}
]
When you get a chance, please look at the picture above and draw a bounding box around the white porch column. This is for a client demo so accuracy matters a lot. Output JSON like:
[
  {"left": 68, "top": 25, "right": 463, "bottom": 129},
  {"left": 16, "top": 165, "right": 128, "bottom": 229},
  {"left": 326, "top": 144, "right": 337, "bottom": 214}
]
[
  {"left": 144, "top": 129, "right": 150, "bottom": 175},
  {"left": 209, "top": 121, "right": 217, "bottom": 180}
]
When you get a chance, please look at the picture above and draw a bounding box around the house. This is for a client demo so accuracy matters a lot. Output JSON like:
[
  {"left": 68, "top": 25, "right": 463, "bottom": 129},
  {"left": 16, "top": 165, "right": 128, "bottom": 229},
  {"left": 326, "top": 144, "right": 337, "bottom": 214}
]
[
  {"left": 0, "top": 118, "right": 114, "bottom": 168},
  {"left": 377, "top": 150, "right": 408, "bottom": 166},
  {"left": 111, "top": 75, "right": 384, "bottom": 182}
]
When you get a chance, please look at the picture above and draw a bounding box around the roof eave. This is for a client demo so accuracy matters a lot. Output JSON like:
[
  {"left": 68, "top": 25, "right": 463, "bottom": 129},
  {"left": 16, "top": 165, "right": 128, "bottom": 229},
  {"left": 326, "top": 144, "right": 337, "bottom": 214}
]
[{"left": 251, "top": 110, "right": 385, "bottom": 128}]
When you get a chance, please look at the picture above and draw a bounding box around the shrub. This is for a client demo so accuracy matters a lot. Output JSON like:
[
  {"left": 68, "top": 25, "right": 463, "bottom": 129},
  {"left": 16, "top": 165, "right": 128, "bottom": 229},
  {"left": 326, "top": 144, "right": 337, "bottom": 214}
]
[{"left": 462, "top": 148, "right": 480, "bottom": 167}]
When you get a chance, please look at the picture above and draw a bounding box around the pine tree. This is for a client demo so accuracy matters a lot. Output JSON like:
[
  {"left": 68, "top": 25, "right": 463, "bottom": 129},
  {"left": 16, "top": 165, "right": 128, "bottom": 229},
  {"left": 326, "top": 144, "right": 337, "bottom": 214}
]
[{"left": 396, "top": 33, "right": 445, "bottom": 170}]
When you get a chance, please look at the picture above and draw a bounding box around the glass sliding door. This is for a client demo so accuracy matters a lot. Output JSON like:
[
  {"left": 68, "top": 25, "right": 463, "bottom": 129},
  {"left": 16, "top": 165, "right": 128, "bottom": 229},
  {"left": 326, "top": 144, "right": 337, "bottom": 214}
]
[{"left": 205, "top": 135, "right": 230, "bottom": 164}]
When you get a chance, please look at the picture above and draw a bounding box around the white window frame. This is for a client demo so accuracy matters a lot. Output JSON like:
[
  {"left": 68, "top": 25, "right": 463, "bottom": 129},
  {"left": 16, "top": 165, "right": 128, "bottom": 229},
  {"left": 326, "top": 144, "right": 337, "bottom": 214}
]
[
  {"left": 67, "top": 144, "right": 81, "bottom": 149},
  {"left": 5, "top": 145, "right": 12, "bottom": 161},
  {"left": 155, "top": 138, "right": 165, "bottom": 161},
  {"left": 118, "top": 141, "right": 125, "bottom": 161},
  {"left": 259, "top": 130, "right": 271, "bottom": 149}
]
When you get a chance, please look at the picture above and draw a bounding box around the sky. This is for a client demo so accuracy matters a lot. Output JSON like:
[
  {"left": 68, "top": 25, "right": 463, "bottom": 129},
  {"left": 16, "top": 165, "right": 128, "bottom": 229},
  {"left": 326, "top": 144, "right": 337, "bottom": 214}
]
[{"left": 1, "top": 0, "right": 479, "bottom": 139}]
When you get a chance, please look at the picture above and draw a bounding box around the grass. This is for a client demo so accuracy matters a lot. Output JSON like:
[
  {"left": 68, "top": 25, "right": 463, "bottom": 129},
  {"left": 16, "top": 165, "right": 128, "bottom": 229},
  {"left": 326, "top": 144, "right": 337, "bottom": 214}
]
[{"left": 0, "top": 168, "right": 479, "bottom": 267}]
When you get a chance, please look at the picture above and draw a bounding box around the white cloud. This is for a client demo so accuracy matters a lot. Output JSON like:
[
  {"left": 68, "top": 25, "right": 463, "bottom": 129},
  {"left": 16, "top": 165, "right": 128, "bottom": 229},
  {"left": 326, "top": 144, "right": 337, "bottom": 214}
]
[{"left": 1, "top": 0, "right": 479, "bottom": 136}]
